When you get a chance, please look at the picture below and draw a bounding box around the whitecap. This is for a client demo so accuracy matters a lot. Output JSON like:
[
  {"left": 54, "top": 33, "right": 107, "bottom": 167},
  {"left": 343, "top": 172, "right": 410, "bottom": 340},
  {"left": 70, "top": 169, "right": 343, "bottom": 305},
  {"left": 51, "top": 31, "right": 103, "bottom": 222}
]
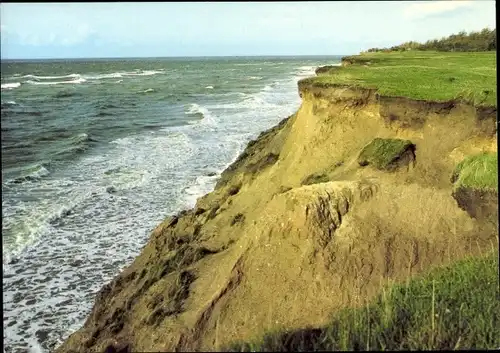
[
  {"left": 1, "top": 82, "right": 21, "bottom": 90},
  {"left": 234, "top": 63, "right": 261, "bottom": 66},
  {"left": 26, "top": 78, "right": 86, "bottom": 86},
  {"left": 122, "top": 70, "right": 164, "bottom": 77},
  {"left": 27, "top": 338, "right": 45, "bottom": 353},
  {"left": 22, "top": 74, "right": 80, "bottom": 80},
  {"left": 6, "top": 165, "right": 50, "bottom": 185},
  {"left": 205, "top": 86, "right": 214, "bottom": 89},
  {"left": 185, "top": 103, "right": 217, "bottom": 126},
  {"left": 186, "top": 103, "right": 207, "bottom": 116},
  {"left": 84, "top": 73, "right": 122, "bottom": 80},
  {"left": 74, "top": 133, "right": 90, "bottom": 142},
  {"left": 297, "top": 65, "right": 316, "bottom": 71}
]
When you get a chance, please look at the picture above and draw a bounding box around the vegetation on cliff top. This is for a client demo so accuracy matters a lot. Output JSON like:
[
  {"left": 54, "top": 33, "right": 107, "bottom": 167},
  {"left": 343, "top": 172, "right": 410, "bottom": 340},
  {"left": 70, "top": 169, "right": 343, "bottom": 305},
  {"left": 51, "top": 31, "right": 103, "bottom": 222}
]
[
  {"left": 452, "top": 152, "right": 498, "bottom": 191},
  {"left": 303, "top": 51, "right": 496, "bottom": 107},
  {"left": 366, "top": 27, "right": 496, "bottom": 53},
  {"left": 227, "top": 252, "right": 500, "bottom": 351}
]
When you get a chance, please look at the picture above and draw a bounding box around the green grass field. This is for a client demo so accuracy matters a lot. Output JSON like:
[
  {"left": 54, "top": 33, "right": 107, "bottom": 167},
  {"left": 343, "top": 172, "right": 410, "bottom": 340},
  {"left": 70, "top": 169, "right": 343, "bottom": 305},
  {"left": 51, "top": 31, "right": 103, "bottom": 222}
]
[
  {"left": 227, "top": 252, "right": 500, "bottom": 351},
  {"left": 303, "top": 51, "right": 497, "bottom": 107}
]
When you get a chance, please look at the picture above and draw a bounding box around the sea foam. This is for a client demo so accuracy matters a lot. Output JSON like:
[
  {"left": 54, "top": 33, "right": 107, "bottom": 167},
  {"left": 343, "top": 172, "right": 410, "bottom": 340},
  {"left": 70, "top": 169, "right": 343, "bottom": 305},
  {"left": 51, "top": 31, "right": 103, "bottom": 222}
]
[
  {"left": 26, "top": 78, "right": 87, "bottom": 86},
  {"left": 1, "top": 82, "right": 21, "bottom": 90}
]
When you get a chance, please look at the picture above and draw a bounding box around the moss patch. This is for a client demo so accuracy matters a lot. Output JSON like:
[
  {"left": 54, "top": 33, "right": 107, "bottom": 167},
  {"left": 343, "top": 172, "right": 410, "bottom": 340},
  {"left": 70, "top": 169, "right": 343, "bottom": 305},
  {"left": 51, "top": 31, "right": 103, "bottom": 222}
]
[
  {"left": 145, "top": 270, "right": 195, "bottom": 326},
  {"left": 157, "top": 245, "right": 216, "bottom": 279},
  {"left": 247, "top": 153, "right": 279, "bottom": 174},
  {"left": 301, "top": 173, "right": 330, "bottom": 186},
  {"left": 358, "top": 138, "right": 415, "bottom": 171},
  {"left": 230, "top": 213, "right": 245, "bottom": 226},
  {"left": 451, "top": 152, "right": 498, "bottom": 191}
]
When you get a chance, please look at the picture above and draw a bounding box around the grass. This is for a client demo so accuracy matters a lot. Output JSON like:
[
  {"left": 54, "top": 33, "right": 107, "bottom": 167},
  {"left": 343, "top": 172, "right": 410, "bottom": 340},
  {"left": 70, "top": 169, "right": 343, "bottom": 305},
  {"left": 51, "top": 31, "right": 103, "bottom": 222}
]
[
  {"left": 452, "top": 152, "right": 498, "bottom": 191},
  {"left": 357, "top": 138, "right": 414, "bottom": 170},
  {"left": 227, "top": 252, "right": 500, "bottom": 351},
  {"left": 146, "top": 270, "right": 195, "bottom": 326},
  {"left": 302, "top": 51, "right": 497, "bottom": 107}
]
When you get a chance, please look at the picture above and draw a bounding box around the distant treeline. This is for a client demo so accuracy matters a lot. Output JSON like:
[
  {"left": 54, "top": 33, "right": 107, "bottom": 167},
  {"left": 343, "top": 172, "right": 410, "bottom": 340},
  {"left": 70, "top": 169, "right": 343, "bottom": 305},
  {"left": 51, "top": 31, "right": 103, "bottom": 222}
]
[{"left": 366, "top": 28, "right": 496, "bottom": 52}]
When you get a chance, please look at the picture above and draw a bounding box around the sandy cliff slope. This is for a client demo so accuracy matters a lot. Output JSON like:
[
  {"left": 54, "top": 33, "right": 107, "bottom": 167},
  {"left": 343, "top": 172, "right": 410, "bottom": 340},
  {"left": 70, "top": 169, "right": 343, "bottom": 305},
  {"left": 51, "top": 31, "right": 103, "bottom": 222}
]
[{"left": 56, "top": 68, "right": 497, "bottom": 353}]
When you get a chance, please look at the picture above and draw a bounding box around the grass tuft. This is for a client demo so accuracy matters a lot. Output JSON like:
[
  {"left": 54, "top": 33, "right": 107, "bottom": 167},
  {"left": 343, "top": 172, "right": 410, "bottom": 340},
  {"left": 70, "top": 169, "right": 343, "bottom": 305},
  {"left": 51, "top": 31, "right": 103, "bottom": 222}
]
[
  {"left": 358, "top": 138, "right": 415, "bottom": 170},
  {"left": 452, "top": 152, "right": 498, "bottom": 191},
  {"left": 226, "top": 253, "right": 500, "bottom": 351},
  {"left": 301, "top": 173, "right": 330, "bottom": 186}
]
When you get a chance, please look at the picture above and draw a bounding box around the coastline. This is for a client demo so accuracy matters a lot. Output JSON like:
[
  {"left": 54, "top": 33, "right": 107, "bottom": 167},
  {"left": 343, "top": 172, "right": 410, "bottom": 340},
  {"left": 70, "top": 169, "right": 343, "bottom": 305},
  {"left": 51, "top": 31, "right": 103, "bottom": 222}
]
[
  {"left": 56, "top": 52, "right": 498, "bottom": 352},
  {"left": 2, "top": 58, "right": 337, "bottom": 353}
]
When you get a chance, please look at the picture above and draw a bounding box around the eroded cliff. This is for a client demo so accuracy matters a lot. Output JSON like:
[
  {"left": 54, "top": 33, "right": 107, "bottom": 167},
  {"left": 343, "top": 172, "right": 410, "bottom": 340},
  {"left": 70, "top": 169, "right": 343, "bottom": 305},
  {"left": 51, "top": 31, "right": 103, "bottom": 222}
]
[{"left": 56, "top": 64, "right": 497, "bottom": 353}]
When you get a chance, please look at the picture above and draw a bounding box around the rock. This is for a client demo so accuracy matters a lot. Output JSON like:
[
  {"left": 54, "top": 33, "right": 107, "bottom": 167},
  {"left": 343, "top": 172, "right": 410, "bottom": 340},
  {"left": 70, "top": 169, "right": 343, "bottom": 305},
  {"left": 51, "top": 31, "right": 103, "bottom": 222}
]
[{"left": 452, "top": 187, "right": 498, "bottom": 220}]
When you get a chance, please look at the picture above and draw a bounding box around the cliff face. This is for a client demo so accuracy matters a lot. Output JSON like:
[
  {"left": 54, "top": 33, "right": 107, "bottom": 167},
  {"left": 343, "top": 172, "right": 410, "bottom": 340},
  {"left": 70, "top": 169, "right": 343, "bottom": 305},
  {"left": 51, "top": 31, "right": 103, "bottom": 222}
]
[{"left": 56, "top": 75, "right": 497, "bottom": 352}]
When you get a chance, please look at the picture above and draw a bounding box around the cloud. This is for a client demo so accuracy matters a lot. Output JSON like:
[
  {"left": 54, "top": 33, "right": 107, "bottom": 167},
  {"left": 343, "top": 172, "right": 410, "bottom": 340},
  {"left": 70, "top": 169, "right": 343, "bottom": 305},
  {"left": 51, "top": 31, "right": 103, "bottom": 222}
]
[
  {"left": 403, "top": 0, "right": 473, "bottom": 20},
  {"left": 13, "top": 23, "right": 96, "bottom": 47},
  {"left": 60, "top": 23, "right": 95, "bottom": 46}
]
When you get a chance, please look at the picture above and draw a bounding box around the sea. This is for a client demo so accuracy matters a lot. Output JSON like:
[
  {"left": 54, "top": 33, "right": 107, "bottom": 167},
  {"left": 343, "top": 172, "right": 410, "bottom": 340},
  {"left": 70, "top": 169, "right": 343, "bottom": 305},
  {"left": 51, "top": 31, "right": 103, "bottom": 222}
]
[{"left": 1, "top": 55, "right": 342, "bottom": 353}]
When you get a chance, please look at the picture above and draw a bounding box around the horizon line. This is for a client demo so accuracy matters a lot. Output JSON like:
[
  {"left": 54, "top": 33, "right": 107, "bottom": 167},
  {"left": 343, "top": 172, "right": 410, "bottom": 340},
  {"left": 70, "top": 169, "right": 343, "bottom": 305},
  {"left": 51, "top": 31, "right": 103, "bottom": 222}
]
[{"left": 0, "top": 54, "right": 349, "bottom": 61}]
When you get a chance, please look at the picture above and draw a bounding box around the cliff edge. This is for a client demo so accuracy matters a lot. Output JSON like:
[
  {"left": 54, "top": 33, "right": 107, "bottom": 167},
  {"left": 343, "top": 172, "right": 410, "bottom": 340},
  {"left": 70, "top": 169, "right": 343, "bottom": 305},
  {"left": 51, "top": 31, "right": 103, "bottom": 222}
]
[{"left": 56, "top": 51, "right": 498, "bottom": 352}]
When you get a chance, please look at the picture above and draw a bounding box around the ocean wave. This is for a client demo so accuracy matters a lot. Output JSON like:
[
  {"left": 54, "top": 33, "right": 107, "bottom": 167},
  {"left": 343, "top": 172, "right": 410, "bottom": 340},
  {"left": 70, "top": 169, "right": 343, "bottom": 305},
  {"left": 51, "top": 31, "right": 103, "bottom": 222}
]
[
  {"left": 1, "top": 109, "right": 44, "bottom": 117},
  {"left": 184, "top": 103, "right": 219, "bottom": 127},
  {"left": 205, "top": 86, "right": 214, "bottom": 89},
  {"left": 22, "top": 74, "right": 80, "bottom": 80},
  {"left": 1, "top": 101, "right": 17, "bottom": 107},
  {"left": 26, "top": 78, "right": 87, "bottom": 86},
  {"left": 97, "top": 111, "right": 116, "bottom": 117},
  {"left": 234, "top": 63, "right": 262, "bottom": 66},
  {"left": 295, "top": 65, "right": 319, "bottom": 77},
  {"left": 121, "top": 70, "right": 164, "bottom": 77},
  {"left": 1, "top": 82, "right": 21, "bottom": 90},
  {"left": 83, "top": 73, "right": 122, "bottom": 80},
  {"left": 73, "top": 132, "right": 95, "bottom": 143},
  {"left": 51, "top": 133, "right": 96, "bottom": 158},
  {"left": 247, "top": 76, "right": 263, "bottom": 80},
  {"left": 297, "top": 65, "right": 316, "bottom": 71},
  {"left": 47, "top": 203, "right": 78, "bottom": 226},
  {"left": 185, "top": 103, "right": 209, "bottom": 119},
  {"left": 97, "top": 102, "right": 120, "bottom": 110},
  {"left": 140, "top": 88, "right": 155, "bottom": 94},
  {"left": 103, "top": 166, "right": 149, "bottom": 192},
  {"left": 6, "top": 165, "right": 50, "bottom": 185},
  {"left": 54, "top": 91, "right": 79, "bottom": 99}
]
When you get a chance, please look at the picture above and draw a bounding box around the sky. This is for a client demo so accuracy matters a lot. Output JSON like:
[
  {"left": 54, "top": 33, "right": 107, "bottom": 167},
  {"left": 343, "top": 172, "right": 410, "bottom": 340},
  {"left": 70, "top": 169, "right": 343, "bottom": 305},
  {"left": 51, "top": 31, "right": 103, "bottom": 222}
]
[{"left": 0, "top": 1, "right": 496, "bottom": 59}]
